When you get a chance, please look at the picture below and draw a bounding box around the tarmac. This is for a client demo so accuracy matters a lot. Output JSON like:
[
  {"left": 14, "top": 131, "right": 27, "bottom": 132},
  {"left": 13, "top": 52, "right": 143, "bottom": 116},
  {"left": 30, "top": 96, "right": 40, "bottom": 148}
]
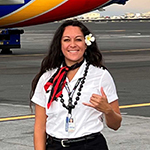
[{"left": 0, "top": 103, "right": 150, "bottom": 150}]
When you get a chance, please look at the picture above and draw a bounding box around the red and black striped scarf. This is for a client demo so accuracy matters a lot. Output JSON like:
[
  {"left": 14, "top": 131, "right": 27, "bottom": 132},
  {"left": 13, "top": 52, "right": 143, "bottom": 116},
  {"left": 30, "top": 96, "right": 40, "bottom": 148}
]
[{"left": 44, "top": 59, "right": 84, "bottom": 109}]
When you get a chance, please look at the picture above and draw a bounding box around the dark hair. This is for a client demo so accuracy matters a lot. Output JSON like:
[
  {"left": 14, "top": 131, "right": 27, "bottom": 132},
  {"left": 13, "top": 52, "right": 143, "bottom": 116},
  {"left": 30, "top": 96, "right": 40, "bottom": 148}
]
[{"left": 30, "top": 20, "right": 105, "bottom": 99}]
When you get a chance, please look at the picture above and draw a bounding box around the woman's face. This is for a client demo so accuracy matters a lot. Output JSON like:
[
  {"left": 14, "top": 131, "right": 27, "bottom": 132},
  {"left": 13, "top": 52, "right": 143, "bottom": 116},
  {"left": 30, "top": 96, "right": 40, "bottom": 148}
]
[{"left": 61, "top": 26, "right": 87, "bottom": 66}]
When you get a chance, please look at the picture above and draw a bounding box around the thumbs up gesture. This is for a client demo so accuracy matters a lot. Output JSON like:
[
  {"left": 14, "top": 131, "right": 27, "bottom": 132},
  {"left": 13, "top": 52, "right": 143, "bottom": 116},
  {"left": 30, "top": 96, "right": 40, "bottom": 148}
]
[{"left": 83, "top": 87, "right": 112, "bottom": 114}]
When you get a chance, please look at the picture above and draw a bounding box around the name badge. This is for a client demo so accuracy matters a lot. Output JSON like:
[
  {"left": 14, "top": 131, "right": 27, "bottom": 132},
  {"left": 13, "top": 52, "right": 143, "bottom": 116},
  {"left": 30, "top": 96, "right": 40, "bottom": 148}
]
[
  {"left": 68, "top": 117, "right": 75, "bottom": 132},
  {"left": 65, "top": 116, "right": 75, "bottom": 132}
]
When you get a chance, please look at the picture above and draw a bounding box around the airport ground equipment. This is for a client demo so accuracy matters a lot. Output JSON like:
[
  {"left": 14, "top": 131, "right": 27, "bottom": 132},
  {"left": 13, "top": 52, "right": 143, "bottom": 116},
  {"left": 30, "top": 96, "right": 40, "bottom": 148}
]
[{"left": 0, "top": 28, "right": 24, "bottom": 54}]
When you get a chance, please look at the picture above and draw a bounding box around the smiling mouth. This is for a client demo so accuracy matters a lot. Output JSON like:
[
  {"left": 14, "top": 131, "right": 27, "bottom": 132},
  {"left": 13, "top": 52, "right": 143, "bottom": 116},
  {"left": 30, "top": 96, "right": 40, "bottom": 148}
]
[{"left": 68, "top": 50, "right": 79, "bottom": 52}]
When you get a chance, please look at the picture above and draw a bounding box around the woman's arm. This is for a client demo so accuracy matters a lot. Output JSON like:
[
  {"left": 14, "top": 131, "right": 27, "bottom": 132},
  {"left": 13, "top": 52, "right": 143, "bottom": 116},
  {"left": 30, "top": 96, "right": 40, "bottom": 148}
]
[
  {"left": 34, "top": 104, "right": 47, "bottom": 150},
  {"left": 83, "top": 87, "right": 122, "bottom": 130},
  {"left": 103, "top": 99, "right": 122, "bottom": 130}
]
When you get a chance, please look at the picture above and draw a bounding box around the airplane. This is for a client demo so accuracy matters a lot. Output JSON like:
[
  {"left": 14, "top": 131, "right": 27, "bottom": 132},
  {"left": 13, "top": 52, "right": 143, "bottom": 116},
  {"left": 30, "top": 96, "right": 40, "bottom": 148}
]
[{"left": 0, "top": 0, "right": 129, "bottom": 53}]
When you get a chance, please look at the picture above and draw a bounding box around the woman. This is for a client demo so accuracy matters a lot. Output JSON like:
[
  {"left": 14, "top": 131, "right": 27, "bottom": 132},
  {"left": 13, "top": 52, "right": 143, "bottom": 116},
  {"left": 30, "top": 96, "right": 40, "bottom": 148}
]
[{"left": 30, "top": 20, "right": 122, "bottom": 150}]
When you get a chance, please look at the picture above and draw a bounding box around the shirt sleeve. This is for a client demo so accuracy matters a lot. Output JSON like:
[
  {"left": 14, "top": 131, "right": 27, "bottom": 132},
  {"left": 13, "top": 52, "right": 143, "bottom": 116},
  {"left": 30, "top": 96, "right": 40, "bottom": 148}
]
[
  {"left": 31, "top": 74, "right": 47, "bottom": 108},
  {"left": 100, "top": 70, "right": 118, "bottom": 103}
]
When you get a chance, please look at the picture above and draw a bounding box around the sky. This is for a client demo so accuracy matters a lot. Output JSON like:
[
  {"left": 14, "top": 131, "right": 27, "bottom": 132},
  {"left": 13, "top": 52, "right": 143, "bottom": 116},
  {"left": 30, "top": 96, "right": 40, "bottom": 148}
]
[{"left": 97, "top": 0, "right": 150, "bottom": 16}]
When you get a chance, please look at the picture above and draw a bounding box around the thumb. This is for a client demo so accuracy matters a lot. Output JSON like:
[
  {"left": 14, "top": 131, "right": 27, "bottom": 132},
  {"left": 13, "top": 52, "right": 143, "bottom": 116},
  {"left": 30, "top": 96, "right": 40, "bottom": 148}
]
[{"left": 101, "top": 87, "right": 106, "bottom": 98}]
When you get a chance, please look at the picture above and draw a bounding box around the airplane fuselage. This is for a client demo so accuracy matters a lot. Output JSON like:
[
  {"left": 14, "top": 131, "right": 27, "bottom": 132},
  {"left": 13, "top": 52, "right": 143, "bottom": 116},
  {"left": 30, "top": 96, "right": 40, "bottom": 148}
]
[{"left": 0, "top": 0, "right": 129, "bottom": 28}]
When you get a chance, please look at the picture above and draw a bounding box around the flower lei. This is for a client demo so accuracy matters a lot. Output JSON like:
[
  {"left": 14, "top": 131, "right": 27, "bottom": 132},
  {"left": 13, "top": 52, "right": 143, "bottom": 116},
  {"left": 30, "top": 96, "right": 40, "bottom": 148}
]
[{"left": 85, "top": 33, "right": 95, "bottom": 46}]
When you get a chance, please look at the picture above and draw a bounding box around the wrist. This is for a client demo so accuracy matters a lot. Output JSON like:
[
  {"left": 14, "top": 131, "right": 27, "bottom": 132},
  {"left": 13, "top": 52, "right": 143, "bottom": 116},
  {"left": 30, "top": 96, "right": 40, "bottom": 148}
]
[{"left": 104, "top": 105, "right": 113, "bottom": 115}]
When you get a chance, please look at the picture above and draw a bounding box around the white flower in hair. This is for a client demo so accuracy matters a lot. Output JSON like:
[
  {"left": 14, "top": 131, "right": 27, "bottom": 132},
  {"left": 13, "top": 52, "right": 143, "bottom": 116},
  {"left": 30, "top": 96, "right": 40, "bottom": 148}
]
[{"left": 85, "top": 33, "right": 95, "bottom": 46}]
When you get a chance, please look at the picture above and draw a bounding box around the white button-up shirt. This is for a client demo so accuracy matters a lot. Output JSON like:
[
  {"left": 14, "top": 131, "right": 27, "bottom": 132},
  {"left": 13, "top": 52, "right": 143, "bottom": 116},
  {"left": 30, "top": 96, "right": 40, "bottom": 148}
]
[{"left": 31, "top": 60, "right": 118, "bottom": 138}]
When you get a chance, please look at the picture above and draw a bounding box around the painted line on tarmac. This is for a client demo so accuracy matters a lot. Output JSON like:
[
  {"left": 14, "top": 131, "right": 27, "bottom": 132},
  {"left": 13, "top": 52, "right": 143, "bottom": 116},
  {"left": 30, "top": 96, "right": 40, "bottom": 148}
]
[
  {"left": 0, "top": 114, "right": 35, "bottom": 122},
  {"left": 0, "top": 103, "right": 150, "bottom": 122},
  {"left": 103, "top": 48, "right": 150, "bottom": 53},
  {"left": 0, "top": 53, "right": 45, "bottom": 58},
  {"left": 0, "top": 48, "right": 150, "bottom": 58},
  {"left": 119, "top": 103, "right": 150, "bottom": 109}
]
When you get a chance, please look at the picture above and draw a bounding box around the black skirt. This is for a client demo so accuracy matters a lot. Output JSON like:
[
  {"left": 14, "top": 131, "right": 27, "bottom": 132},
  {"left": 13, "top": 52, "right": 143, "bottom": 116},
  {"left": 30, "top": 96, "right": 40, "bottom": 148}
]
[{"left": 46, "top": 132, "right": 109, "bottom": 150}]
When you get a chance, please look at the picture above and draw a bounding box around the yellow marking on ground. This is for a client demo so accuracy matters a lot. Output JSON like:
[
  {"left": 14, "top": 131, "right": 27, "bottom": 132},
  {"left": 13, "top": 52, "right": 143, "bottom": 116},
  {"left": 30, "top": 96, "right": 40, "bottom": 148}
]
[
  {"left": 0, "top": 115, "right": 35, "bottom": 122},
  {"left": 0, "top": 103, "right": 150, "bottom": 122},
  {"left": 119, "top": 103, "right": 150, "bottom": 109},
  {"left": 106, "top": 30, "right": 126, "bottom": 32}
]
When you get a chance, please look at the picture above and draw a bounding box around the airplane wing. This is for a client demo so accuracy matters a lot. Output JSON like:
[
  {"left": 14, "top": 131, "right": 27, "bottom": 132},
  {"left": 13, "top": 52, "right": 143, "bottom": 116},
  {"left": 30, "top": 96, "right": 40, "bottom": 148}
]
[{"left": 0, "top": 0, "right": 25, "bottom": 5}]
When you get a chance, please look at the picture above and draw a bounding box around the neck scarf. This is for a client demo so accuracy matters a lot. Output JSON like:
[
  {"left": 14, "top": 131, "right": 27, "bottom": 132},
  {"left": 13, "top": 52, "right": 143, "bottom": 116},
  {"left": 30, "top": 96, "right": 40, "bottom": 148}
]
[{"left": 44, "top": 59, "right": 84, "bottom": 109}]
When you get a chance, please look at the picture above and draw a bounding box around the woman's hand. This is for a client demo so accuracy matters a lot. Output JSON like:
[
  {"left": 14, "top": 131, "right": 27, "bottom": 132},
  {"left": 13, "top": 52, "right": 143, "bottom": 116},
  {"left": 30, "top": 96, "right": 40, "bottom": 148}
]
[
  {"left": 83, "top": 87, "right": 112, "bottom": 114},
  {"left": 83, "top": 87, "right": 122, "bottom": 130}
]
